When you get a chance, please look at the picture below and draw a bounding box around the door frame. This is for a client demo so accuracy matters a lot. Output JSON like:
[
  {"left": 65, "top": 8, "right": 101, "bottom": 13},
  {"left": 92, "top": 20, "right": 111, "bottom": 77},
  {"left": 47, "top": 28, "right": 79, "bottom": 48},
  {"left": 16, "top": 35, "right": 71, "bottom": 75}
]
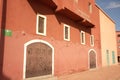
[
  {"left": 23, "top": 39, "right": 54, "bottom": 79},
  {"left": 88, "top": 49, "right": 97, "bottom": 69}
]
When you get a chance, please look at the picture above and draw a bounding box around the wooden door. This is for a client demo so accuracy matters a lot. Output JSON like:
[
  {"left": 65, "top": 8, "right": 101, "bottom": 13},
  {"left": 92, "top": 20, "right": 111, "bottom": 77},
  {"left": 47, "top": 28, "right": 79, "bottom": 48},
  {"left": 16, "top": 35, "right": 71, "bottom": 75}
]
[
  {"left": 89, "top": 50, "right": 96, "bottom": 69},
  {"left": 26, "top": 42, "right": 52, "bottom": 78}
]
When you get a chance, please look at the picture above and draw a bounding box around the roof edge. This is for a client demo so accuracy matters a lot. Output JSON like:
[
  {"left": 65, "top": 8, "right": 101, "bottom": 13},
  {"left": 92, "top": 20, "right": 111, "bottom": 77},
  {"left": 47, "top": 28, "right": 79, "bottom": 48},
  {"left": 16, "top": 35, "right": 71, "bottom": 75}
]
[{"left": 95, "top": 3, "right": 115, "bottom": 24}]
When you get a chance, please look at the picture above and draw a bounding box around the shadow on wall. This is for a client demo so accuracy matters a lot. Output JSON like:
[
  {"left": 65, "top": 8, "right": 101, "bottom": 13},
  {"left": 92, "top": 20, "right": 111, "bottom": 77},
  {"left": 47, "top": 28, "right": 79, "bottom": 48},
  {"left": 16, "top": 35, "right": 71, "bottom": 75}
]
[
  {"left": 28, "top": 0, "right": 92, "bottom": 34},
  {"left": 55, "top": 13, "right": 92, "bottom": 34},
  {"left": 0, "top": 0, "right": 11, "bottom": 80},
  {"left": 28, "top": 0, "right": 54, "bottom": 15},
  {"left": 1, "top": 74, "right": 11, "bottom": 80}
]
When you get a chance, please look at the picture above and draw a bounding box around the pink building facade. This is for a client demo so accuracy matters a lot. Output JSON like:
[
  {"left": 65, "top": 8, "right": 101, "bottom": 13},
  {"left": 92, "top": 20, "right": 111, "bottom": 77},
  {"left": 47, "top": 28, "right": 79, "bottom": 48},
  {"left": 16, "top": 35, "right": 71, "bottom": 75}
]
[
  {"left": 0, "top": 0, "right": 101, "bottom": 80},
  {"left": 97, "top": 5, "right": 117, "bottom": 66},
  {"left": 116, "top": 31, "right": 120, "bottom": 63}
]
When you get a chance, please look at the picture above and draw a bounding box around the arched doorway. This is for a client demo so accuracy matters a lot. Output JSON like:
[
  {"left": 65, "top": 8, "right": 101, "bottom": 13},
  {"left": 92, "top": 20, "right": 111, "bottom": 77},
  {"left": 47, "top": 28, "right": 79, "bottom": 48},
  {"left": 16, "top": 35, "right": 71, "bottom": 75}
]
[
  {"left": 88, "top": 49, "right": 97, "bottom": 69},
  {"left": 23, "top": 40, "right": 54, "bottom": 79}
]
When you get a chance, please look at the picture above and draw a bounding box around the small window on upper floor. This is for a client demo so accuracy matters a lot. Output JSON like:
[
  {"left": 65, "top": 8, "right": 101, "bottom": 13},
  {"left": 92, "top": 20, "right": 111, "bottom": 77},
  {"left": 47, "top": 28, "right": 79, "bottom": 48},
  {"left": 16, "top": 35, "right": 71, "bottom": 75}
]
[
  {"left": 74, "top": 0, "right": 78, "bottom": 3},
  {"left": 64, "top": 24, "right": 70, "bottom": 41},
  {"left": 88, "top": 2, "right": 92, "bottom": 13},
  {"left": 90, "top": 35, "right": 94, "bottom": 46},
  {"left": 80, "top": 31, "right": 85, "bottom": 44},
  {"left": 118, "top": 34, "right": 120, "bottom": 37},
  {"left": 118, "top": 46, "right": 120, "bottom": 48},
  {"left": 106, "top": 50, "right": 109, "bottom": 54},
  {"left": 118, "top": 40, "right": 120, "bottom": 43},
  {"left": 36, "top": 13, "right": 47, "bottom": 36}
]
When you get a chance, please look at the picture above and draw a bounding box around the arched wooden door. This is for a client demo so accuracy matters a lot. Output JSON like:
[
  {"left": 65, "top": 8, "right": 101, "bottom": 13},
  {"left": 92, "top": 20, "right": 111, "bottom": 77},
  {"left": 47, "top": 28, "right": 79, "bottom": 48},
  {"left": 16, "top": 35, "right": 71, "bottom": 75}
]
[
  {"left": 89, "top": 50, "right": 96, "bottom": 69},
  {"left": 25, "top": 42, "right": 53, "bottom": 78}
]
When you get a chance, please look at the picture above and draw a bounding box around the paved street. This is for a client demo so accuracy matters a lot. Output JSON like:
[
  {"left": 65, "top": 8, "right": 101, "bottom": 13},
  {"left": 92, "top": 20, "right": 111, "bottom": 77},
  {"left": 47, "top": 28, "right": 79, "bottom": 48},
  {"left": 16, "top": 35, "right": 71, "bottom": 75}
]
[{"left": 57, "top": 64, "right": 120, "bottom": 80}]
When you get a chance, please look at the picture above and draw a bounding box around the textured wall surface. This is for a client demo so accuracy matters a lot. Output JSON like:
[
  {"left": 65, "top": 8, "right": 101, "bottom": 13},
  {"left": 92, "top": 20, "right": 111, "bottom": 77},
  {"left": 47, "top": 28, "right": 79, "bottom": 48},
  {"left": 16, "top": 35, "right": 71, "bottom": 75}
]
[
  {"left": 0, "top": 0, "right": 101, "bottom": 80},
  {"left": 99, "top": 7, "right": 118, "bottom": 66}
]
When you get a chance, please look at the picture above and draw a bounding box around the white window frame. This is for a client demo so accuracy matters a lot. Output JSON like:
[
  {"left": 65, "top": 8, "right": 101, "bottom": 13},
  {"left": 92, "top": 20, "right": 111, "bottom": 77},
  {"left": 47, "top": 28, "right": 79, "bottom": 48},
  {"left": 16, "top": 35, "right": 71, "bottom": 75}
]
[
  {"left": 36, "top": 13, "right": 47, "bottom": 36},
  {"left": 88, "top": 49, "right": 97, "bottom": 69},
  {"left": 90, "top": 35, "right": 94, "bottom": 46},
  {"left": 23, "top": 39, "right": 54, "bottom": 79},
  {"left": 88, "top": 2, "right": 92, "bottom": 13},
  {"left": 80, "top": 31, "right": 86, "bottom": 45},
  {"left": 64, "top": 24, "right": 70, "bottom": 41}
]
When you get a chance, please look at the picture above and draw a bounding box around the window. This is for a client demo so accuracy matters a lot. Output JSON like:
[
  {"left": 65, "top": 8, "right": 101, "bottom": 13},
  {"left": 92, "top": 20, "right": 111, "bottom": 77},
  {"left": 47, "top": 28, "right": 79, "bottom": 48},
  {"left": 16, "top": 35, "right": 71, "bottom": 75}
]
[
  {"left": 106, "top": 50, "right": 110, "bottom": 66},
  {"left": 36, "top": 14, "right": 47, "bottom": 36},
  {"left": 112, "top": 51, "right": 115, "bottom": 64},
  {"left": 74, "top": 0, "right": 78, "bottom": 3},
  {"left": 118, "top": 40, "right": 120, "bottom": 43},
  {"left": 118, "top": 46, "right": 120, "bottom": 48},
  {"left": 118, "top": 34, "right": 120, "bottom": 37},
  {"left": 64, "top": 24, "right": 70, "bottom": 41},
  {"left": 80, "top": 31, "right": 85, "bottom": 44},
  {"left": 88, "top": 2, "right": 92, "bottom": 13},
  {"left": 90, "top": 35, "right": 94, "bottom": 46}
]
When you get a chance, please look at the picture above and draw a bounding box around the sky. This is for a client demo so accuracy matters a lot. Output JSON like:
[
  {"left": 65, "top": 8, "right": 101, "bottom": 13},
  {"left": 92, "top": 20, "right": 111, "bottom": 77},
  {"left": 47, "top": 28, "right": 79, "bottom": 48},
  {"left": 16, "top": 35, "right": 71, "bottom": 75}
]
[{"left": 96, "top": 0, "right": 120, "bottom": 31}]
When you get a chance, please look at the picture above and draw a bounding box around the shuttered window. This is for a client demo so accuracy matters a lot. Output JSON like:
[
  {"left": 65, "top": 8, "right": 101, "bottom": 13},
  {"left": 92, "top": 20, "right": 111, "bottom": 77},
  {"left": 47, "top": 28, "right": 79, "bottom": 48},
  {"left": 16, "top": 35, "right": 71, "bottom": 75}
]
[
  {"left": 38, "top": 17, "right": 44, "bottom": 33},
  {"left": 36, "top": 14, "right": 46, "bottom": 36},
  {"left": 64, "top": 24, "right": 70, "bottom": 41},
  {"left": 88, "top": 2, "right": 92, "bottom": 13},
  {"left": 81, "top": 31, "right": 85, "bottom": 44},
  {"left": 112, "top": 51, "right": 115, "bottom": 64},
  {"left": 90, "top": 35, "right": 94, "bottom": 46},
  {"left": 106, "top": 50, "right": 110, "bottom": 66}
]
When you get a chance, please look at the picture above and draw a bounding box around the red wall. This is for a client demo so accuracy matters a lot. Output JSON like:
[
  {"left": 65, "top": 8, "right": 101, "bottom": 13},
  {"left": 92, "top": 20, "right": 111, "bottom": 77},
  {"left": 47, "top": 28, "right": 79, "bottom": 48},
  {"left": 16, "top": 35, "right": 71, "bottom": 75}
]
[
  {"left": 116, "top": 31, "right": 120, "bottom": 56},
  {"left": 91, "top": 4, "right": 102, "bottom": 67},
  {"left": 0, "top": 0, "right": 101, "bottom": 80}
]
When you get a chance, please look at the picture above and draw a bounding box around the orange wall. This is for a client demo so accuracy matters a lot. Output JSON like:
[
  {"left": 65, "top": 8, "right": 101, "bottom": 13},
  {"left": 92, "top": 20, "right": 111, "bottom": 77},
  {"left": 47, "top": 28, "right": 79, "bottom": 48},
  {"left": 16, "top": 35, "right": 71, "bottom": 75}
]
[
  {"left": 116, "top": 31, "right": 120, "bottom": 56},
  {"left": 1, "top": 0, "right": 101, "bottom": 80},
  {"left": 98, "top": 7, "right": 117, "bottom": 66}
]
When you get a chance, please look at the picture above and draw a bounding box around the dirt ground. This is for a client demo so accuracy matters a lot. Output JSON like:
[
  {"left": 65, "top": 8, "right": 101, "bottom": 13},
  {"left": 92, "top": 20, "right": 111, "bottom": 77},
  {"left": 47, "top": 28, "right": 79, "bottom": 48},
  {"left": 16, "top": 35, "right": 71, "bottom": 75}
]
[{"left": 57, "top": 64, "right": 120, "bottom": 80}]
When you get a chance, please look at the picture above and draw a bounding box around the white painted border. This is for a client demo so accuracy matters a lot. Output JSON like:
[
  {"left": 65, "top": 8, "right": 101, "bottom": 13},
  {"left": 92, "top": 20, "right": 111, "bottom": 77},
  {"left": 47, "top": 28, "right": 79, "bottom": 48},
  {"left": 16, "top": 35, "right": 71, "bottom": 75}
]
[
  {"left": 80, "top": 31, "right": 86, "bottom": 45},
  {"left": 23, "top": 39, "right": 54, "bottom": 79},
  {"left": 90, "top": 35, "right": 94, "bottom": 47},
  {"left": 36, "top": 13, "right": 47, "bottom": 36},
  {"left": 63, "top": 24, "right": 70, "bottom": 41},
  {"left": 88, "top": 49, "right": 97, "bottom": 69}
]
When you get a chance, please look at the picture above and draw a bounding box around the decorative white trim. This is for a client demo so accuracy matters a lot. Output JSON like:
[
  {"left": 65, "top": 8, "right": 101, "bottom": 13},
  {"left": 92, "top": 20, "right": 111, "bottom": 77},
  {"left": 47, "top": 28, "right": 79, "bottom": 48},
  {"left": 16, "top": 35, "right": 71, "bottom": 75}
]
[
  {"left": 64, "top": 24, "right": 70, "bottom": 41},
  {"left": 23, "top": 39, "right": 54, "bottom": 79},
  {"left": 36, "top": 13, "right": 47, "bottom": 36},
  {"left": 90, "top": 35, "right": 94, "bottom": 47},
  {"left": 80, "top": 31, "right": 86, "bottom": 45},
  {"left": 88, "top": 49, "right": 97, "bottom": 69}
]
